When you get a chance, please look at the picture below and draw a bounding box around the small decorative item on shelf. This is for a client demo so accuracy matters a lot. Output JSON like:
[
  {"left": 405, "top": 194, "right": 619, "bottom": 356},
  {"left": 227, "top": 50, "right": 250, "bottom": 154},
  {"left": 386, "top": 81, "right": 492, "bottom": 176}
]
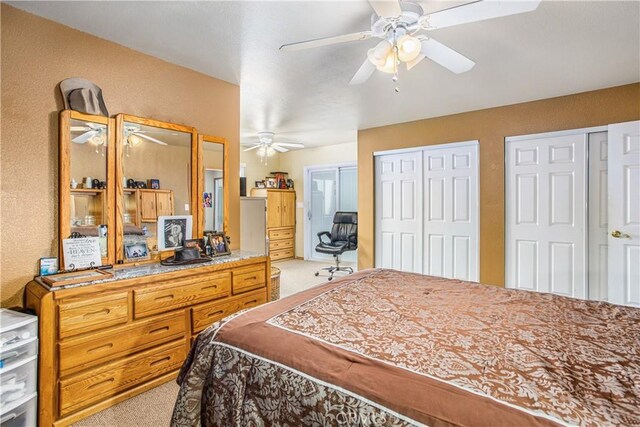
[
  {"left": 70, "top": 179, "right": 78, "bottom": 189},
  {"left": 208, "top": 232, "right": 230, "bottom": 256},
  {"left": 126, "top": 178, "right": 135, "bottom": 188},
  {"left": 287, "top": 179, "right": 294, "bottom": 189},
  {"left": 92, "top": 178, "right": 100, "bottom": 189},
  {"left": 266, "top": 178, "right": 277, "bottom": 188},
  {"left": 124, "top": 241, "right": 150, "bottom": 261},
  {"left": 135, "top": 181, "right": 147, "bottom": 189},
  {"left": 157, "top": 215, "right": 193, "bottom": 251},
  {"left": 184, "top": 238, "right": 205, "bottom": 254},
  {"left": 148, "top": 179, "right": 160, "bottom": 189},
  {"left": 39, "top": 257, "right": 58, "bottom": 276},
  {"left": 61, "top": 236, "right": 102, "bottom": 270},
  {"left": 255, "top": 181, "right": 266, "bottom": 189},
  {"left": 83, "top": 177, "right": 93, "bottom": 189}
]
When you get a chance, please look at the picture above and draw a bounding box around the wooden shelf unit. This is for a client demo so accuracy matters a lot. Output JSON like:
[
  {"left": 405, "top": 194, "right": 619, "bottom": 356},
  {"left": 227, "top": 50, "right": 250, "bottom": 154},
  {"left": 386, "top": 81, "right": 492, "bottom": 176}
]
[{"left": 250, "top": 188, "right": 296, "bottom": 261}]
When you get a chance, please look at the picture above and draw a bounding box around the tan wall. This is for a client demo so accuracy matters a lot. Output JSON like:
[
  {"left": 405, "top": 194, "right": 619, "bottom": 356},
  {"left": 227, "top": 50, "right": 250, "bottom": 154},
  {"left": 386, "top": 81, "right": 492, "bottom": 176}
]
[
  {"left": 0, "top": 5, "right": 241, "bottom": 306},
  {"left": 358, "top": 83, "right": 640, "bottom": 286},
  {"left": 241, "top": 151, "right": 280, "bottom": 192},
  {"left": 278, "top": 142, "right": 358, "bottom": 257}
]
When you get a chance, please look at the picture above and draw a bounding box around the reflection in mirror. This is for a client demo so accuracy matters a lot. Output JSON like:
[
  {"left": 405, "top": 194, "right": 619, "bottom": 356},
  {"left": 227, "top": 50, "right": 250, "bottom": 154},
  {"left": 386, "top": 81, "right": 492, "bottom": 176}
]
[
  {"left": 121, "top": 121, "right": 192, "bottom": 254},
  {"left": 203, "top": 142, "right": 224, "bottom": 232},
  {"left": 69, "top": 118, "right": 108, "bottom": 257}
]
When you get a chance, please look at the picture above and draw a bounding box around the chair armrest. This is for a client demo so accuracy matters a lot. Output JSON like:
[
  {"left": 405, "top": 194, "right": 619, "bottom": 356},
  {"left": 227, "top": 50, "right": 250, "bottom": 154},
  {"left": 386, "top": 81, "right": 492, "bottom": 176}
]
[
  {"left": 348, "top": 233, "right": 358, "bottom": 249},
  {"left": 317, "top": 231, "right": 331, "bottom": 244}
]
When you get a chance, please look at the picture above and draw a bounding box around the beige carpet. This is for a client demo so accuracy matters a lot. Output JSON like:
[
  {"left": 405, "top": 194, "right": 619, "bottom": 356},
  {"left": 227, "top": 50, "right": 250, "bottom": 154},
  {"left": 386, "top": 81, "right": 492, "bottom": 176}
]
[{"left": 71, "top": 259, "right": 356, "bottom": 426}]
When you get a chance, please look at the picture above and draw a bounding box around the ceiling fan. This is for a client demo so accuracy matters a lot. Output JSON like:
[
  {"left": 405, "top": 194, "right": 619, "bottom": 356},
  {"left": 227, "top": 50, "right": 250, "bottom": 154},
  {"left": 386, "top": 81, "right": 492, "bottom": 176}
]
[
  {"left": 243, "top": 131, "right": 305, "bottom": 163},
  {"left": 280, "top": 0, "right": 541, "bottom": 90},
  {"left": 123, "top": 125, "right": 168, "bottom": 148},
  {"left": 71, "top": 122, "right": 105, "bottom": 144}
]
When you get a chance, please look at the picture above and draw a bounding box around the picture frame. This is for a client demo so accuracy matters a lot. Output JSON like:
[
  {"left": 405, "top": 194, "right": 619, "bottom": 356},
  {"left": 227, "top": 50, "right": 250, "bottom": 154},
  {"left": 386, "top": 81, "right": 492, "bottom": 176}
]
[
  {"left": 157, "top": 215, "right": 193, "bottom": 251},
  {"left": 147, "top": 179, "right": 160, "bottom": 189},
  {"left": 184, "top": 238, "right": 205, "bottom": 254},
  {"left": 255, "top": 180, "right": 266, "bottom": 189},
  {"left": 266, "top": 178, "right": 277, "bottom": 188},
  {"left": 41, "top": 268, "right": 113, "bottom": 287},
  {"left": 208, "top": 232, "right": 230, "bottom": 256},
  {"left": 124, "top": 241, "right": 150, "bottom": 261}
]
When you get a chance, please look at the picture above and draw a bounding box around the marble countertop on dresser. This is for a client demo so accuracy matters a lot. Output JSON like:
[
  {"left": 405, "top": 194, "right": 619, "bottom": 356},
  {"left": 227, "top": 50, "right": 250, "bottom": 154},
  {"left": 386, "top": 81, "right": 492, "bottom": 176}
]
[{"left": 37, "top": 250, "right": 267, "bottom": 291}]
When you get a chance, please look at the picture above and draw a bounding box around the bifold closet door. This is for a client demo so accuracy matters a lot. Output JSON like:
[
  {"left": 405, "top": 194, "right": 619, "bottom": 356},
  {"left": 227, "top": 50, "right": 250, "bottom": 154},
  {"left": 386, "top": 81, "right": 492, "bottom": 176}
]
[
  {"left": 607, "top": 121, "right": 640, "bottom": 307},
  {"left": 506, "top": 133, "right": 587, "bottom": 298},
  {"left": 375, "top": 151, "right": 423, "bottom": 272},
  {"left": 423, "top": 144, "right": 479, "bottom": 281}
]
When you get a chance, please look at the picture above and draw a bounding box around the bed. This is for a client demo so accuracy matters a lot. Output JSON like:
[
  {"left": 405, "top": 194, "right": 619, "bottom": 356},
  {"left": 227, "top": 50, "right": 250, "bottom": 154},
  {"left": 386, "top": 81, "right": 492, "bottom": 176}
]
[{"left": 172, "top": 269, "right": 640, "bottom": 426}]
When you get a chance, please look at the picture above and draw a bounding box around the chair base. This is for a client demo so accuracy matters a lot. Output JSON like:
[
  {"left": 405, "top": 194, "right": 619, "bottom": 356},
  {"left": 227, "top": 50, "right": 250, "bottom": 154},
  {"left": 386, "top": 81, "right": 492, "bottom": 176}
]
[{"left": 315, "top": 255, "right": 353, "bottom": 281}]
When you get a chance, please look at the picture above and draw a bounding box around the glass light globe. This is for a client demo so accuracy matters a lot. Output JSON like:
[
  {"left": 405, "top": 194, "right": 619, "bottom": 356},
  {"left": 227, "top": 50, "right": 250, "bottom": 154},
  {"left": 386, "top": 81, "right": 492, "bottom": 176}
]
[
  {"left": 367, "top": 40, "right": 392, "bottom": 67},
  {"left": 127, "top": 134, "right": 142, "bottom": 147},
  {"left": 376, "top": 51, "right": 397, "bottom": 74},
  {"left": 398, "top": 35, "right": 421, "bottom": 63}
]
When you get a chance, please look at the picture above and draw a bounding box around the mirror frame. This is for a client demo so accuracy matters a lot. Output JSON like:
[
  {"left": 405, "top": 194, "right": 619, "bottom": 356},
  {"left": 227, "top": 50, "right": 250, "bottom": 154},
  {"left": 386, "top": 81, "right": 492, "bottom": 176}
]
[
  {"left": 197, "top": 135, "right": 229, "bottom": 237},
  {"left": 114, "top": 114, "right": 198, "bottom": 262},
  {"left": 59, "top": 110, "right": 116, "bottom": 267}
]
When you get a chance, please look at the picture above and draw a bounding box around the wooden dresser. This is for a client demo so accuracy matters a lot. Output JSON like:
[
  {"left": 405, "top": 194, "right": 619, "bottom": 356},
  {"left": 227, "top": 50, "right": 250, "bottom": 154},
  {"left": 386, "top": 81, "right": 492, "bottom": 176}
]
[
  {"left": 250, "top": 188, "right": 296, "bottom": 261},
  {"left": 25, "top": 253, "right": 270, "bottom": 427}
]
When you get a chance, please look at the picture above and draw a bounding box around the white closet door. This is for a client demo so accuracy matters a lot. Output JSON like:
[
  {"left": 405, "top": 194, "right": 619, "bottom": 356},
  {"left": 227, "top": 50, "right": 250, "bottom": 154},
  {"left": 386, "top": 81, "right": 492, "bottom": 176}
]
[
  {"left": 506, "top": 133, "right": 587, "bottom": 298},
  {"left": 607, "top": 121, "right": 640, "bottom": 307},
  {"left": 423, "top": 143, "right": 479, "bottom": 281},
  {"left": 375, "top": 151, "right": 423, "bottom": 272},
  {"left": 588, "top": 132, "right": 609, "bottom": 301}
]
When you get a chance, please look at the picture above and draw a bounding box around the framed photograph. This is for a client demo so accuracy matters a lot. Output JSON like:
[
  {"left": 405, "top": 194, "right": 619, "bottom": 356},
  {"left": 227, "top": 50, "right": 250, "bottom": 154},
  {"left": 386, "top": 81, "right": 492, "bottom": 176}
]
[
  {"left": 157, "top": 215, "right": 193, "bottom": 251},
  {"left": 147, "top": 179, "right": 160, "bottom": 189},
  {"left": 255, "top": 180, "right": 266, "bottom": 189},
  {"left": 203, "top": 192, "right": 212, "bottom": 208},
  {"left": 184, "top": 238, "right": 205, "bottom": 253},
  {"left": 266, "top": 178, "right": 277, "bottom": 188},
  {"left": 62, "top": 237, "right": 102, "bottom": 270},
  {"left": 124, "top": 242, "right": 150, "bottom": 260},
  {"left": 208, "top": 232, "right": 230, "bottom": 256},
  {"left": 39, "top": 257, "right": 58, "bottom": 276}
]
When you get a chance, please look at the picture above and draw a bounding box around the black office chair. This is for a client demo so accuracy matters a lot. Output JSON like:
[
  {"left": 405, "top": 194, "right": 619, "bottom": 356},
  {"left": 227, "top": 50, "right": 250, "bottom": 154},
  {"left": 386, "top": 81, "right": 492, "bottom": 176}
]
[{"left": 314, "top": 212, "right": 357, "bottom": 281}]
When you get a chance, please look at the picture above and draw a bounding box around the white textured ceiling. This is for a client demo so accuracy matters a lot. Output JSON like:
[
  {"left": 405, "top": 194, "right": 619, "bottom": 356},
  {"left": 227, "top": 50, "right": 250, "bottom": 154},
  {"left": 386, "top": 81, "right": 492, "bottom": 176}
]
[{"left": 9, "top": 1, "right": 640, "bottom": 147}]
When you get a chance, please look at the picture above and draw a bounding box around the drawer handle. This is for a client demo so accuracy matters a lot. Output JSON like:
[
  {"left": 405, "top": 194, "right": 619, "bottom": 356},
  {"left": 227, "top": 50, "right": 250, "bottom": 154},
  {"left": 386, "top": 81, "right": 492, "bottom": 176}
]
[
  {"left": 200, "top": 285, "right": 218, "bottom": 291},
  {"left": 244, "top": 299, "right": 258, "bottom": 306},
  {"left": 149, "top": 326, "right": 170, "bottom": 335},
  {"left": 83, "top": 308, "right": 110, "bottom": 319},
  {"left": 245, "top": 276, "right": 257, "bottom": 281},
  {"left": 155, "top": 294, "right": 174, "bottom": 302},
  {"left": 150, "top": 356, "right": 171, "bottom": 367},
  {"left": 88, "top": 378, "right": 115, "bottom": 390},
  {"left": 87, "top": 343, "right": 114, "bottom": 353},
  {"left": 206, "top": 310, "right": 224, "bottom": 318},
  {"left": 0, "top": 413, "right": 17, "bottom": 423}
]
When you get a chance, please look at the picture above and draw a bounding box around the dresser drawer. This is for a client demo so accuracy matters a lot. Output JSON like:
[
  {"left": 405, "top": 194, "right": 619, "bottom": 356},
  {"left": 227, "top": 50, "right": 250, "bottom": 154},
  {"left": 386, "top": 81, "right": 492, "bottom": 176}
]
[
  {"left": 134, "top": 272, "right": 230, "bottom": 318},
  {"left": 271, "top": 247, "right": 294, "bottom": 261},
  {"left": 59, "top": 312, "right": 185, "bottom": 376},
  {"left": 232, "top": 265, "right": 266, "bottom": 295},
  {"left": 191, "top": 289, "right": 268, "bottom": 333},
  {"left": 59, "top": 293, "right": 128, "bottom": 339},
  {"left": 269, "top": 228, "right": 294, "bottom": 241},
  {"left": 269, "top": 238, "right": 293, "bottom": 251},
  {"left": 59, "top": 341, "right": 185, "bottom": 416}
]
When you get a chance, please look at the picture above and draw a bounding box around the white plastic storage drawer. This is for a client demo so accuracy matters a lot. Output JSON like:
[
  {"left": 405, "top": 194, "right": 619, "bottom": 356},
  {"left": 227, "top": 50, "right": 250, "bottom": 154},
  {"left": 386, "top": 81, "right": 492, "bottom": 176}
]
[
  {"left": 0, "top": 393, "right": 37, "bottom": 427},
  {"left": 0, "top": 310, "right": 37, "bottom": 349},
  {"left": 0, "top": 357, "right": 37, "bottom": 410},
  {"left": 0, "top": 340, "right": 37, "bottom": 371}
]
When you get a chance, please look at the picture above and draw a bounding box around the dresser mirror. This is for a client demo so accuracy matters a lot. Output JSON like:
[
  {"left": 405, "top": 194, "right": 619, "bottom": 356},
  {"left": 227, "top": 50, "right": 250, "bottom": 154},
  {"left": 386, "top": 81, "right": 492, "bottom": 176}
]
[
  {"left": 197, "top": 135, "right": 228, "bottom": 237},
  {"left": 115, "top": 114, "right": 197, "bottom": 262},
  {"left": 59, "top": 110, "right": 115, "bottom": 266}
]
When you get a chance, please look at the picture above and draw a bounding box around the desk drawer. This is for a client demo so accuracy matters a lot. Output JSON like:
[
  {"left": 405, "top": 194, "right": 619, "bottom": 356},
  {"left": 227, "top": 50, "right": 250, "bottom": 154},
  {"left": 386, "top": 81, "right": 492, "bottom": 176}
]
[
  {"left": 232, "top": 265, "right": 266, "bottom": 294},
  {"left": 191, "top": 289, "right": 268, "bottom": 333},
  {"left": 134, "top": 272, "right": 230, "bottom": 318},
  {"left": 59, "top": 293, "right": 128, "bottom": 339},
  {"left": 269, "top": 228, "right": 294, "bottom": 241},
  {"left": 269, "top": 239, "right": 293, "bottom": 251},
  {"left": 59, "top": 341, "right": 185, "bottom": 416},
  {"left": 271, "top": 248, "right": 294, "bottom": 261},
  {"left": 59, "top": 312, "right": 185, "bottom": 375}
]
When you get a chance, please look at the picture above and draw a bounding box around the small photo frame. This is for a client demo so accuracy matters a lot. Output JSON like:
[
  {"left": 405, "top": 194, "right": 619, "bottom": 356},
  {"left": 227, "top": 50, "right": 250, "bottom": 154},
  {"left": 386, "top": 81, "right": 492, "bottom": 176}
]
[
  {"left": 266, "top": 178, "right": 277, "bottom": 188},
  {"left": 203, "top": 192, "right": 212, "bottom": 208},
  {"left": 255, "top": 181, "right": 266, "bottom": 189},
  {"left": 124, "top": 242, "right": 150, "bottom": 260},
  {"left": 39, "top": 257, "right": 58, "bottom": 276},
  {"left": 147, "top": 179, "right": 160, "bottom": 189},
  {"left": 184, "top": 238, "right": 205, "bottom": 254},
  {"left": 208, "top": 232, "right": 230, "bottom": 256},
  {"left": 158, "top": 215, "right": 193, "bottom": 251}
]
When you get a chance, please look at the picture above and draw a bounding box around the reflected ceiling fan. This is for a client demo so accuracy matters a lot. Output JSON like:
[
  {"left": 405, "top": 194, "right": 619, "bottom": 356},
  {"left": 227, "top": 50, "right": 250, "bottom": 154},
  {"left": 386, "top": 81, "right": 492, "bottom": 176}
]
[
  {"left": 243, "top": 131, "right": 305, "bottom": 163},
  {"left": 280, "top": 0, "right": 541, "bottom": 90},
  {"left": 123, "top": 125, "right": 168, "bottom": 148},
  {"left": 71, "top": 122, "right": 107, "bottom": 155}
]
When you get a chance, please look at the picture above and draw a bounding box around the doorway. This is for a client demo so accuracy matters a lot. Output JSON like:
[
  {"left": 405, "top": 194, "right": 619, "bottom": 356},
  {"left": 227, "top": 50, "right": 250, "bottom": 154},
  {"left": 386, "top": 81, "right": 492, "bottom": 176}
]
[{"left": 304, "top": 163, "right": 358, "bottom": 262}]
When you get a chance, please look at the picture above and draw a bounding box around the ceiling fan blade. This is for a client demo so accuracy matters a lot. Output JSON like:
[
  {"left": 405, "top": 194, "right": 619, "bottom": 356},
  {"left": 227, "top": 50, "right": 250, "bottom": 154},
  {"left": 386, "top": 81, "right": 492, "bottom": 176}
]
[
  {"left": 425, "top": 0, "right": 541, "bottom": 30},
  {"left": 349, "top": 59, "right": 377, "bottom": 85},
  {"left": 243, "top": 145, "right": 261, "bottom": 152},
  {"left": 369, "top": 0, "right": 402, "bottom": 18},
  {"left": 271, "top": 145, "right": 289, "bottom": 153},
  {"left": 72, "top": 130, "right": 98, "bottom": 144},
  {"left": 70, "top": 126, "right": 92, "bottom": 132},
  {"left": 272, "top": 142, "right": 305, "bottom": 148},
  {"left": 135, "top": 133, "right": 168, "bottom": 146},
  {"left": 280, "top": 31, "right": 371, "bottom": 51},
  {"left": 419, "top": 38, "right": 475, "bottom": 74}
]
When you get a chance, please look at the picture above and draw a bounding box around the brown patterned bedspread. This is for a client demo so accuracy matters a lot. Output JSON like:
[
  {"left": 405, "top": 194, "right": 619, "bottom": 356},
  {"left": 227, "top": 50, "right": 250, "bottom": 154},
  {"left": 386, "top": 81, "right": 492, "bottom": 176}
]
[{"left": 172, "top": 269, "right": 640, "bottom": 426}]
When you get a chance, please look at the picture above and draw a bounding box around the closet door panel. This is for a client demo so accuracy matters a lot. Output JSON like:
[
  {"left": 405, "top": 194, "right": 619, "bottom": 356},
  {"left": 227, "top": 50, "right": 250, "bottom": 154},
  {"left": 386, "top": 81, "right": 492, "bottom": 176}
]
[{"left": 588, "top": 132, "right": 609, "bottom": 301}]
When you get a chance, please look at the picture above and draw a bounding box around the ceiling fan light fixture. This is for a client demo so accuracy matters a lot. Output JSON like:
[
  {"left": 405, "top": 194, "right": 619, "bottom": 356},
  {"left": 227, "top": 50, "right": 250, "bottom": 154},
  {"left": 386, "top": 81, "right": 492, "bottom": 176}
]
[
  {"left": 89, "top": 132, "right": 106, "bottom": 147},
  {"left": 127, "top": 134, "right": 142, "bottom": 147},
  {"left": 367, "top": 40, "right": 392, "bottom": 67},
  {"left": 397, "top": 35, "right": 421, "bottom": 63},
  {"left": 376, "top": 51, "right": 397, "bottom": 74}
]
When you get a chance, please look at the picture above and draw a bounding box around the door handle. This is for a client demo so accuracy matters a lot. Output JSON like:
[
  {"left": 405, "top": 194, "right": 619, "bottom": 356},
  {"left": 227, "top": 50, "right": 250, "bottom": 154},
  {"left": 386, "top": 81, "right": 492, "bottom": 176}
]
[{"left": 611, "top": 230, "right": 631, "bottom": 239}]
